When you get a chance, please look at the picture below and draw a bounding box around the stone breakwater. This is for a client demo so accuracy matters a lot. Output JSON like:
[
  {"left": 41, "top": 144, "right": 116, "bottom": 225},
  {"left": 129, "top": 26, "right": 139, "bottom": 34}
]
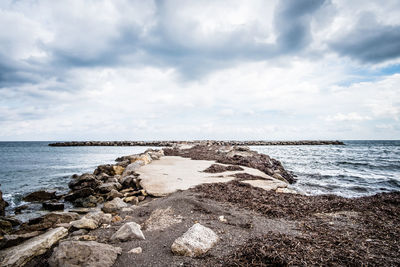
[
  {"left": 1, "top": 143, "right": 398, "bottom": 266},
  {"left": 49, "top": 140, "right": 344, "bottom": 147}
]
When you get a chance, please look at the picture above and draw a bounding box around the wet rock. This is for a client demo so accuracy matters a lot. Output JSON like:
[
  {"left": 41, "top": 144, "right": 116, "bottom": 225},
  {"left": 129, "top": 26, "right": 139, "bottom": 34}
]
[
  {"left": 171, "top": 223, "right": 219, "bottom": 257},
  {"left": 0, "top": 231, "right": 42, "bottom": 250},
  {"left": 42, "top": 202, "right": 64, "bottom": 211},
  {"left": 0, "top": 227, "right": 68, "bottom": 267},
  {"left": 22, "top": 190, "right": 59, "bottom": 202},
  {"left": 49, "top": 241, "right": 122, "bottom": 267},
  {"left": 68, "top": 173, "right": 101, "bottom": 191},
  {"left": 14, "top": 205, "right": 28, "bottom": 214},
  {"left": 19, "top": 212, "right": 79, "bottom": 233},
  {"left": 102, "top": 197, "right": 127, "bottom": 213},
  {"left": 70, "top": 217, "right": 99, "bottom": 230},
  {"left": 0, "top": 189, "right": 8, "bottom": 216},
  {"left": 64, "top": 188, "right": 94, "bottom": 202},
  {"left": 110, "top": 222, "right": 145, "bottom": 241},
  {"left": 68, "top": 208, "right": 92, "bottom": 214}
]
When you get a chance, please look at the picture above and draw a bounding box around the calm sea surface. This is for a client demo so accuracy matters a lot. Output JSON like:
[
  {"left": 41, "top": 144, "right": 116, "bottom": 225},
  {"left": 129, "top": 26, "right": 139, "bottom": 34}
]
[{"left": 1, "top": 141, "right": 399, "bottom": 216}]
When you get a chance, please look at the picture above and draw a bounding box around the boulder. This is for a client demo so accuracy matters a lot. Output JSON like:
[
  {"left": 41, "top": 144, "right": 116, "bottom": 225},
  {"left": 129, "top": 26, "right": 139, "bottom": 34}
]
[
  {"left": 0, "top": 216, "right": 21, "bottom": 227},
  {"left": 70, "top": 217, "right": 99, "bottom": 230},
  {"left": 120, "top": 175, "right": 141, "bottom": 189},
  {"left": 0, "top": 231, "right": 42, "bottom": 250},
  {"left": 171, "top": 223, "right": 219, "bottom": 257},
  {"left": 19, "top": 212, "right": 79, "bottom": 233},
  {"left": 0, "top": 189, "right": 8, "bottom": 216},
  {"left": 102, "top": 198, "right": 127, "bottom": 213},
  {"left": 49, "top": 241, "right": 122, "bottom": 267},
  {"left": 106, "top": 189, "right": 123, "bottom": 200},
  {"left": 0, "top": 227, "right": 68, "bottom": 267},
  {"left": 122, "top": 162, "right": 143, "bottom": 177},
  {"left": 128, "top": 247, "right": 142, "bottom": 254},
  {"left": 93, "top": 164, "right": 115, "bottom": 176},
  {"left": 98, "top": 182, "right": 122, "bottom": 194},
  {"left": 72, "top": 195, "right": 101, "bottom": 208},
  {"left": 22, "top": 190, "right": 59, "bottom": 202},
  {"left": 112, "top": 165, "right": 125, "bottom": 175},
  {"left": 64, "top": 188, "right": 94, "bottom": 202},
  {"left": 42, "top": 202, "right": 64, "bottom": 211},
  {"left": 84, "top": 211, "right": 112, "bottom": 225},
  {"left": 110, "top": 222, "right": 145, "bottom": 242},
  {"left": 68, "top": 173, "right": 101, "bottom": 191}
]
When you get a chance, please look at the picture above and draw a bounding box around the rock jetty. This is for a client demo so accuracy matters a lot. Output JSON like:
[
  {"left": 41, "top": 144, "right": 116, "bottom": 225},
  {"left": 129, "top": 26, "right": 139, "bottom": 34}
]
[
  {"left": 49, "top": 140, "right": 344, "bottom": 147},
  {"left": 1, "top": 142, "right": 398, "bottom": 266}
]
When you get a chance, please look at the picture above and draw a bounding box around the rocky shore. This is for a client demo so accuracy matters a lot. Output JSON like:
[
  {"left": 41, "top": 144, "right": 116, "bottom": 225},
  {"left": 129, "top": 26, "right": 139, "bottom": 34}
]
[
  {"left": 49, "top": 140, "right": 344, "bottom": 147},
  {"left": 1, "top": 143, "right": 398, "bottom": 266}
]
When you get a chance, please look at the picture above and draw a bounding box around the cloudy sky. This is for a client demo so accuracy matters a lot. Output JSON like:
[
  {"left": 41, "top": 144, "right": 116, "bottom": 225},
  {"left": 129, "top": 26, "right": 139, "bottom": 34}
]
[{"left": 1, "top": 0, "right": 400, "bottom": 141}]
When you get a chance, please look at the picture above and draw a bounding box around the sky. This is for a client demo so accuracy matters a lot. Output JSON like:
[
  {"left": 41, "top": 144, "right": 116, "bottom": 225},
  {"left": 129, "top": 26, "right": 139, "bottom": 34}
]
[{"left": 1, "top": 0, "right": 400, "bottom": 141}]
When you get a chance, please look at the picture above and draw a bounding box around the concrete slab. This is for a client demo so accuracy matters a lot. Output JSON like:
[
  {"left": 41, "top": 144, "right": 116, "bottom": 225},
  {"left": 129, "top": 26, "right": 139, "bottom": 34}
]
[
  {"left": 241, "top": 179, "right": 288, "bottom": 191},
  {"left": 136, "top": 156, "right": 284, "bottom": 196}
]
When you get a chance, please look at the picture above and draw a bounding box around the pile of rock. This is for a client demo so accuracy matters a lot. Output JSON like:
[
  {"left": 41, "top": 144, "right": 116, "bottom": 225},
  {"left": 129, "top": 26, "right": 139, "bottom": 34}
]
[
  {"left": 49, "top": 140, "right": 344, "bottom": 147},
  {"left": 64, "top": 149, "right": 163, "bottom": 209}
]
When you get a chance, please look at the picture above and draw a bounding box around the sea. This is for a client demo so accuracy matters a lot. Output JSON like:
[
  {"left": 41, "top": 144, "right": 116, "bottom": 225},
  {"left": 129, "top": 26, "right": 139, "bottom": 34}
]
[{"left": 1, "top": 141, "right": 399, "bottom": 220}]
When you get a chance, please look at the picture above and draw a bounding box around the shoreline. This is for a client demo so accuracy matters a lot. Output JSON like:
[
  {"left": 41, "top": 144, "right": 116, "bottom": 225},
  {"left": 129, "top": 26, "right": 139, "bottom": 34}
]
[
  {"left": 48, "top": 140, "right": 344, "bottom": 147},
  {"left": 1, "top": 143, "right": 399, "bottom": 266}
]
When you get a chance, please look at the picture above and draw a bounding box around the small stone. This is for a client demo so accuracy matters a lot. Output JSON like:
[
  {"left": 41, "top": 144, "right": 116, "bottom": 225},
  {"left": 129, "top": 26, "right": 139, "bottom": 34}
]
[
  {"left": 111, "top": 215, "right": 122, "bottom": 223},
  {"left": 128, "top": 247, "right": 142, "bottom": 254},
  {"left": 218, "top": 216, "right": 227, "bottom": 223},
  {"left": 71, "top": 229, "right": 88, "bottom": 236},
  {"left": 138, "top": 196, "right": 145, "bottom": 201},
  {"left": 111, "top": 222, "right": 145, "bottom": 242},
  {"left": 124, "top": 196, "right": 138, "bottom": 204}
]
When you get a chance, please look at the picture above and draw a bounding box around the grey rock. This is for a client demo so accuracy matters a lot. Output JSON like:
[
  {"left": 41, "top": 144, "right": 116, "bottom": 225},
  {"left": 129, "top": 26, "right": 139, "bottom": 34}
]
[
  {"left": 49, "top": 241, "right": 122, "bottom": 267},
  {"left": 111, "top": 222, "right": 145, "bottom": 242},
  {"left": 98, "top": 182, "right": 122, "bottom": 194},
  {"left": 0, "top": 227, "right": 68, "bottom": 267},
  {"left": 0, "top": 231, "right": 42, "bottom": 250},
  {"left": 84, "top": 211, "right": 112, "bottom": 225},
  {"left": 102, "top": 198, "right": 127, "bottom": 213},
  {"left": 171, "top": 223, "right": 219, "bottom": 257}
]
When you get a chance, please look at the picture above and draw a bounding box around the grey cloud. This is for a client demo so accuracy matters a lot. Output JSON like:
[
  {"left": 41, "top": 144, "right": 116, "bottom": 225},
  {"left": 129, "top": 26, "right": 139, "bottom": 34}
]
[
  {"left": 330, "top": 13, "right": 400, "bottom": 63},
  {"left": 274, "top": 0, "right": 327, "bottom": 52}
]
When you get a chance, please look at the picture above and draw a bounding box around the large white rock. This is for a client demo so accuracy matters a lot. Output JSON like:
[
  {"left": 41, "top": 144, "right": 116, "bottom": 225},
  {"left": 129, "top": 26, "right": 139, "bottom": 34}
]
[
  {"left": 0, "top": 227, "right": 68, "bottom": 267},
  {"left": 171, "top": 223, "right": 219, "bottom": 257},
  {"left": 102, "top": 197, "right": 127, "bottom": 213},
  {"left": 111, "top": 222, "right": 145, "bottom": 241},
  {"left": 49, "top": 241, "right": 122, "bottom": 267}
]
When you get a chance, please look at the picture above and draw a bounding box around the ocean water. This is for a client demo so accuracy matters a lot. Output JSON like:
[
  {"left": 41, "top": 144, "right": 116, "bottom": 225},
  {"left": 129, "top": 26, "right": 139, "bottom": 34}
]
[
  {"left": 253, "top": 140, "right": 400, "bottom": 197},
  {"left": 1, "top": 141, "right": 399, "bottom": 217}
]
